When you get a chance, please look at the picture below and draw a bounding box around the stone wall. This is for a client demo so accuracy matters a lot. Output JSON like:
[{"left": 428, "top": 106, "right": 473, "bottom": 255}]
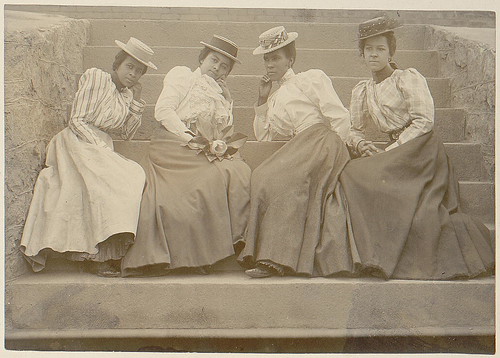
[
  {"left": 5, "top": 11, "right": 90, "bottom": 280},
  {"left": 425, "top": 26, "right": 495, "bottom": 180},
  {"left": 4, "top": 5, "right": 496, "bottom": 28}
]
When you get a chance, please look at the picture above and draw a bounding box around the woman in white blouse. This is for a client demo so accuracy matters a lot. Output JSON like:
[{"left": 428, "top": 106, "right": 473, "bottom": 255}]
[
  {"left": 239, "top": 26, "right": 353, "bottom": 278},
  {"left": 20, "top": 37, "right": 156, "bottom": 276},
  {"left": 122, "top": 35, "right": 250, "bottom": 276},
  {"left": 338, "top": 17, "right": 494, "bottom": 279}
]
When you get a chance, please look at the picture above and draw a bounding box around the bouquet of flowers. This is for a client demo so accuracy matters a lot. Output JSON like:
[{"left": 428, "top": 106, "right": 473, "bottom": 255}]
[{"left": 182, "top": 120, "right": 248, "bottom": 162}]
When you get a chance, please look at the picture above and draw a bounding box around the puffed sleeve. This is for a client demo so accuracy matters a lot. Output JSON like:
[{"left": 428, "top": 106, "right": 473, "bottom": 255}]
[
  {"left": 121, "top": 98, "right": 146, "bottom": 140},
  {"left": 155, "top": 66, "right": 196, "bottom": 142},
  {"left": 297, "top": 70, "right": 350, "bottom": 142},
  {"left": 68, "top": 68, "right": 112, "bottom": 148},
  {"left": 253, "top": 100, "right": 278, "bottom": 142},
  {"left": 386, "top": 68, "right": 434, "bottom": 150},
  {"left": 347, "top": 80, "right": 370, "bottom": 151}
]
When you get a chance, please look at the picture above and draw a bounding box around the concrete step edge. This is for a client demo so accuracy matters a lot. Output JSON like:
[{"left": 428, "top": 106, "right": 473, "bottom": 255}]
[
  {"left": 5, "top": 326, "right": 494, "bottom": 340},
  {"left": 88, "top": 19, "right": 430, "bottom": 26}
]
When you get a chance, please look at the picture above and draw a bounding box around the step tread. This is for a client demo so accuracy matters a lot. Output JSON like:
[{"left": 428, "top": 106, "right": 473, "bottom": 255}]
[{"left": 8, "top": 270, "right": 495, "bottom": 285}]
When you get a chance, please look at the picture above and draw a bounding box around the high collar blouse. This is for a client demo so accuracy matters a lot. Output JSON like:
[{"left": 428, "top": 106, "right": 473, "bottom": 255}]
[
  {"left": 155, "top": 66, "right": 233, "bottom": 142},
  {"left": 348, "top": 68, "right": 435, "bottom": 151},
  {"left": 254, "top": 68, "right": 350, "bottom": 142},
  {"left": 68, "top": 68, "right": 145, "bottom": 148}
]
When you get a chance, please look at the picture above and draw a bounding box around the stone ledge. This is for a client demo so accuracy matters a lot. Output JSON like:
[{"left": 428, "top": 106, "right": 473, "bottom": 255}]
[
  {"left": 4, "top": 10, "right": 91, "bottom": 281},
  {"left": 424, "top": 25, "right": 495, "bottom": 180}
]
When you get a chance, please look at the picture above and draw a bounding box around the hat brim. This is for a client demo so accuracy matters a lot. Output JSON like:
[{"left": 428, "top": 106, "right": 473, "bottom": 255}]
[
  {"left": 357, "top": 26, "right": 402, "bottom": 40},
  {"left": 200, "top": 41, "right": 241, "bottom": 64},
  {"left": 115, "top": 40, "right": 158, "bottom": 70},
  {"left": 252, "top": 32, "right": 298, "bottom": 55}
]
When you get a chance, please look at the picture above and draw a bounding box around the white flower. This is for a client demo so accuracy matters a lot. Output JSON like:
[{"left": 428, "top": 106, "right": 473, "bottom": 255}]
[{"left": 210, "top": 140, "right": 228, "bottom": 157}]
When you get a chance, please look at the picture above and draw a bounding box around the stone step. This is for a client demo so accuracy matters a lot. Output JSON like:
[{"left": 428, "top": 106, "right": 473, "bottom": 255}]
[
  {"left": 84, "top": 47, "right": 439, "bottom": 78},
  {"left": 110, "top": 106, "right": 465, "bottom": 143},
  {"left": 88, "top": 20, "right": 427, "bottom": 49},
  {"left": 114, "top": 141, "right": 489, "bottom": 182},
  {"left": 5, "top": 272, "right": 494, "bottom": 340},
  {"left": 77, "top": 74, "right": 451, "bottom": 108}
]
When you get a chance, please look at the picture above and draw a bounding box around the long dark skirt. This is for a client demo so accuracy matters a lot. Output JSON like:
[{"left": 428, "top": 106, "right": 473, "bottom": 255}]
[
  {"left": 339, "top": 131, "right": 494, "bottom": 280},
  {"left": 238, "top": 123, "right": 356, "bottom": 276},
  {"left": 121, "top": 128, "right": 251, "bottom": 276}
]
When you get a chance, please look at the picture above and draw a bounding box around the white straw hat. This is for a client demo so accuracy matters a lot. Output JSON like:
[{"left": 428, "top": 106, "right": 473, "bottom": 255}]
[
  {"left": 115, "top": 37, "right": 157, "bottom": 70},
  {"left": 253, "top": 26, "right": 298, "bottom": 55},
  {"left": 200, "top": 35, "right": 241, "bottom": 64}
]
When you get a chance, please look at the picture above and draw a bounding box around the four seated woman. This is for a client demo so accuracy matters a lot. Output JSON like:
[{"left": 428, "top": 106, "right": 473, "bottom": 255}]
[{"left": 21, "top": 20, "right": 494, "bottom": 280}]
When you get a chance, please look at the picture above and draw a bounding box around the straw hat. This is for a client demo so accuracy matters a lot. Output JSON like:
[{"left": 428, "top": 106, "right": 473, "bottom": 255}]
[
  {"left": 200, "top": 35, "right": 241, "bottom": 64},
  {"left": 253, "top": 26, "right": 298, "bottom": 55},
  {"left": 115, "top": 37, "right": 157, "bottom": 70},
  {"left": 358, "top": 16, "right": 401, "bottom": 40}
]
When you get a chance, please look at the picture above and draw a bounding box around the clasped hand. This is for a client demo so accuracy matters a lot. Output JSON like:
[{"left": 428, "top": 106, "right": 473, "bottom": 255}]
[{"left": 357, "top": 140, "right": 384, "bottom": 157}]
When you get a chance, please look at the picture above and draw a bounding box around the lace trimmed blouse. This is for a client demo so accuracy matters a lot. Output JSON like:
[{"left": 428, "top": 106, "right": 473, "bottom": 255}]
[
  {"left": 254, "top": 68, "right": 350, "bottom": 142},
  {"left": 348, "top": 68, "right": 435, "bottom": 151},
  {"left": 155, "top": 66, "right": 233, "bottom": 142},
  {"left": 68, "top": 68, "right": 145, "bottom": 148}
]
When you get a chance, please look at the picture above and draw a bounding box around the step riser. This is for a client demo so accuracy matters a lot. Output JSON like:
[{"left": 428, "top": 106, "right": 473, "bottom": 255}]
[
  {"left": 106, "top": 107, "right": 465, "bottom": 143},
  {"left": 84, "top": 47, "right": 439, "bottom": 78},
  {"left": 77, "top": 74, "right": 451, "bottom": 108},
  {"left": 6, "top": 274, "right": 494, "bottom": 332},
  {"left": 114, "top": 141, "right": 488, "bottom": 182},
  {"left": 89, "top": 20, "right": 427, "bottom": 49}
]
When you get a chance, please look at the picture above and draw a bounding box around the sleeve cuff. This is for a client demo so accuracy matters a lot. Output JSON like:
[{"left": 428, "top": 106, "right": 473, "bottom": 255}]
[{"left": 129, "top": 99, "right": 146, "bottom": 115}]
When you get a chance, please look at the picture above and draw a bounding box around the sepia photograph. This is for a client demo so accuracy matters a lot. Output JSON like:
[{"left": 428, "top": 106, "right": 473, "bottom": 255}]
[{"left": 3, "top": 0, "right": 497, "bottom": 356}]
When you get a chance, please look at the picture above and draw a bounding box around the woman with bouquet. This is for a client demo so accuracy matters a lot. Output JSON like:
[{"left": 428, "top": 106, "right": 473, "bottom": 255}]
[{"left": 122, "top": 35, "right": 250, "bottom": 276}]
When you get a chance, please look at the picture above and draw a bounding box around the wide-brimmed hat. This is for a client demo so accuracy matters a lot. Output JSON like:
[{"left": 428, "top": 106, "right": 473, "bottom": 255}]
[
  {"left": 200, "top": 35, "right": 241, "bottom": 64},
  {"left": 358, "top": 16, "right": 401, "bottom": 40},
  {"left": 115, "top": 37, "right": 157, "bottom": 70},
  {"left": 253, "top": 26, "right": 298, "bottom": 55}
]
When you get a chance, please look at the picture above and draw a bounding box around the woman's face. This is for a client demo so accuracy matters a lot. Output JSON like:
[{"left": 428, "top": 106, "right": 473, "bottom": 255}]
[
  {"left": 263, "top": 48, "right": 293, "bottom": 82},
  {"left": 200, "top": 51, "right": 232, "bottom": 80},
  {"left": 363, "top": 35, "right": 391, "bottom": 73},
  {"left": 114, "top": 55, "right": 146, "bottom": 88}
]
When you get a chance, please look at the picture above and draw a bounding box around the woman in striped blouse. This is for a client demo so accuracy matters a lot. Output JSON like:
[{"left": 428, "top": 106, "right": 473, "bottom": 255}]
[
  {"left": 337, "top": 17, "right": 494, "bottom": 279},
  {"left": 20, "top": 37, "right": 157, "bottom": 277}
]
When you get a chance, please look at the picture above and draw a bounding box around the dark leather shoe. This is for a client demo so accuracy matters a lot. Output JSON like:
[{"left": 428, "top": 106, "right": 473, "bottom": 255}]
[{"left": 245, "top": 267, "right": 273, "bottom": 278}]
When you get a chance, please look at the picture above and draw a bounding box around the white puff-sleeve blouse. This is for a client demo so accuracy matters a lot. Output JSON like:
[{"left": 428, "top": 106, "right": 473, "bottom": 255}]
[
  {"left": 347, "top": 68, "right": 435, "bottom": 151},
  {"left": 155, "top": 66, "right": 233, "bottom": 142},
  {"left": 68, "top": 68, "right": 145, "bottom": 148},
  {"left": 254, "top": 68, "right": 350, "bottom": 142}
]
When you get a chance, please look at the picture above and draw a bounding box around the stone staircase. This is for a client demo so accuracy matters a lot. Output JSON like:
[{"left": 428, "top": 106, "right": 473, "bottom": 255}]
[{"left": 5, "top": 14, "right": 495, "bottom": 353}]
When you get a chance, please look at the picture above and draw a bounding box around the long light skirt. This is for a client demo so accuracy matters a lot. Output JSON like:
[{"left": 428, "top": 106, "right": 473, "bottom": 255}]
[{"left": 20, "top": 127, "right": 146, "bottom": 272}]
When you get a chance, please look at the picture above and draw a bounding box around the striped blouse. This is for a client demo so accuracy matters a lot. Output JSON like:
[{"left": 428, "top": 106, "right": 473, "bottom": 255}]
[
  {"left": 68, "top": 68, "right": 145, "bottom": 148},
  {"left": 348, "top": 68, "right": 434, "bottom": 151}
]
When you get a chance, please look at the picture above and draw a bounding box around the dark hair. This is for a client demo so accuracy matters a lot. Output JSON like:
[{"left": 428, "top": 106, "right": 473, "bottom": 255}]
[
  {"left": 198, "top": 48, "right": 235, "bottom": 74},
  {"left": 281, "top": 42, "right": 296, "bottom": 66},
  {"left": 112, "top": 50, "right": 148, "bottom": 75},
  {"left": 358, "top": 31, "right": 397, "bottom": 57}
]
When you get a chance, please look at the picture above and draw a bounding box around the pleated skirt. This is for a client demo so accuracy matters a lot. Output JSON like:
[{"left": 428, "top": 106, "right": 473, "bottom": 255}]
[{"left": 339, "top": 131, "right": 494, "bottom": 279}]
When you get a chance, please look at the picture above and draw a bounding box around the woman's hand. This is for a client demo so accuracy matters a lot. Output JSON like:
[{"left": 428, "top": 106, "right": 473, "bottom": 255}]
[
  {"left": 257, "top": 74, "right": 272, "bottom": 106},
  {"left": 130, "top": 82, "right": 143, "bottom": 101},
  {"left": 357, "top": 140, "right": 383, "bottom": 157},
  {"left": 216, "top": 75, "right": 232, "bottom": 102}
]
